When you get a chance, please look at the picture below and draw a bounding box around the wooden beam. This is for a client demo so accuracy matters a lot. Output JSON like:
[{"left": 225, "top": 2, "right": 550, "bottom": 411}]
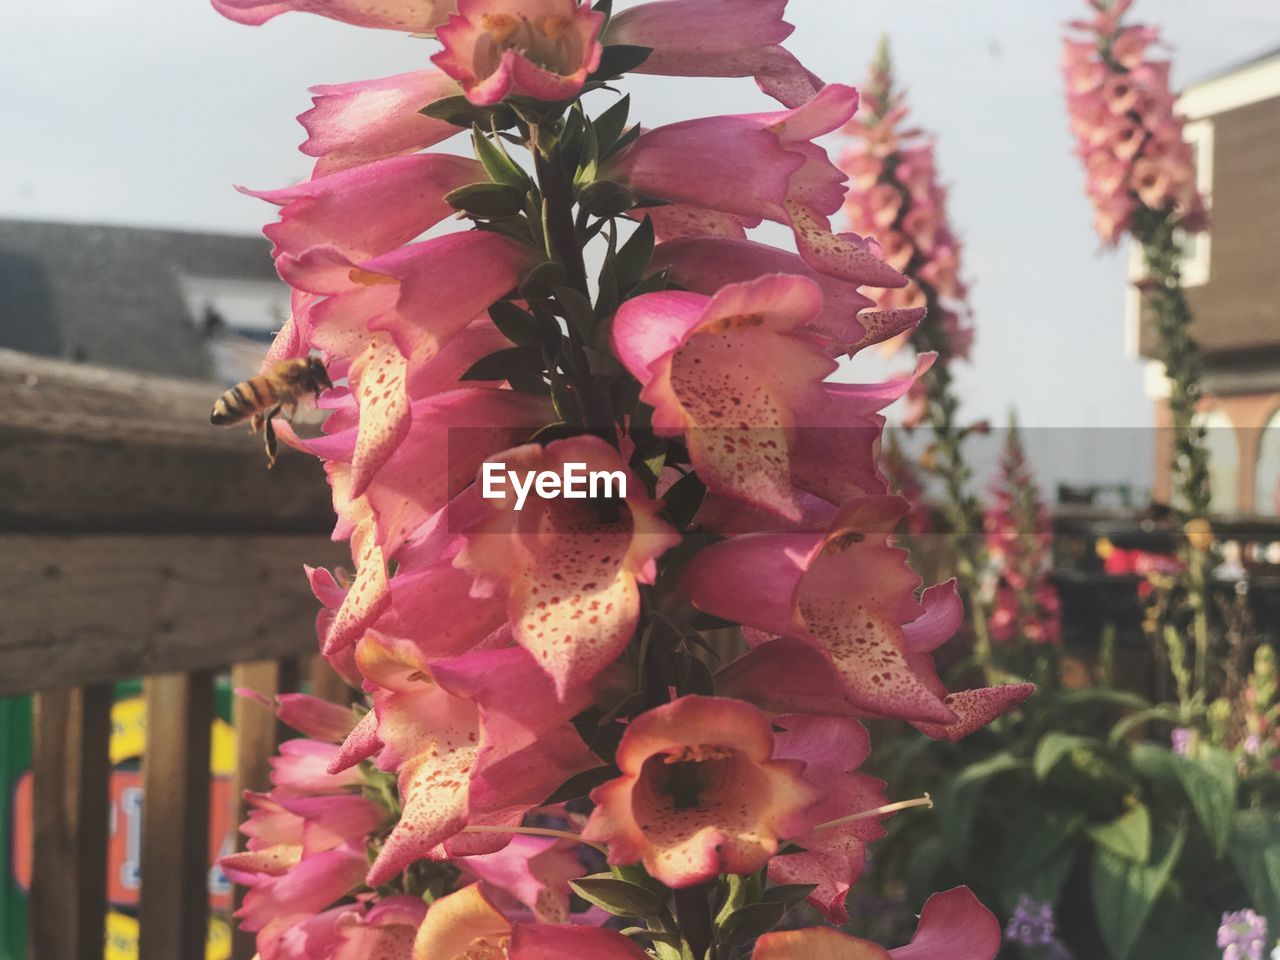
[
  {"left": 308, "top": 654, "right": 357, "bottom": 706},
  {"left": 229, "top": 659, "right": 298, "bottom": 960},
  {"left": 0, "top": 534, "right": 344, "bottom": 695},
  {"left": 139, "top": 671, "right": 215, "bottom": 960},
  {"left": 0, "top": 347, "right": 334, "bottom": 533},
  {"left": 29, "top": 684, "right": 112, "bottom": 960}
]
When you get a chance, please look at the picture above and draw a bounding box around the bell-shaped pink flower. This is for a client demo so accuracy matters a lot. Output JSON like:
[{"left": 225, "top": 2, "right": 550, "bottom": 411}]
[
  {"left": 220, "top": 789, "right": 387, "bottom": 960},
  {"left": 276, "top": 897, "right": 426, "bottom": 960},
  {"left": 456, "top": 435, "right": 679, "bottom": 696},
  {"left": 433, "top": 0, "right": 604, "bottom": 106},
  {"left": 299, "top": 70, "right": 464, "bottom": 176},
  {"left": 687, "top": 497, "right": 982, "bottom": 725},
  {"left": 649, "top": 236, "right": 924, "bottom": 355},
  {"left": 458, "top": 835, "right": 586, "bottom": 923},
  {"left": 241, "top": 154, "right": 485, "bottom": 286},
  {"left": 604, "top": 0, "right": 821, "bottom": 107},
  {"left": 605, "top": 84, "right": 908, "bottom": 290},
  {"left": 612, "top": 274, "right": 835, "bottom": 520},
  {"left": 332, "top": 636, "right": 594, "bottom": 885},
  {"left": 582, "top": 696, "right": 820, "bottom": 888},
  {"left": 411, "top": 884, "right": 648, "bottom": 960},
  {"left": 768, "top": 714, "right": 888, "bottom": 924},
  {"left": 237, "top": 689, "right": 359, "bottom": 743},
  {"left": 211, "top": 0, "right": 455, "bottom": 30},
  {"left": 751, "top": 886, "right": 999, "bottom": 959},
  {"left": 507, "top": 923, "right": 652, "bottom": 959}
]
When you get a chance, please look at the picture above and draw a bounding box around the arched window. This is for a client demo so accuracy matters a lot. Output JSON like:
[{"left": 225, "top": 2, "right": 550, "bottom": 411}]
[
  {"left": 1190, "top": 408, "right": 1239, "bottom": 514},
  {"left": 1257, "top": 406, "right": 1280, "bottom": 517}
]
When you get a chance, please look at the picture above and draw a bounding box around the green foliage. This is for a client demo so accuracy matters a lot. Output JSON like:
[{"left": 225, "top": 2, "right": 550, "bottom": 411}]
[
  {"left": 862, "top": 685, "right": 1280, "bottom": 960},
  {"left": 1091, "top": 822, "right": 1185, "bottom": 960}
]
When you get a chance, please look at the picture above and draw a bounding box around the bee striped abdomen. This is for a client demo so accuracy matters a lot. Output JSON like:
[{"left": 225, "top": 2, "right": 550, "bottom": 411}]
[{"left": 210, "top": 375, "right": 275, "bottom": 425}]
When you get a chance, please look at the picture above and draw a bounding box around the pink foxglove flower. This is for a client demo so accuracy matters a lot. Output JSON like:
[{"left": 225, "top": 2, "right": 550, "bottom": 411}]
[
  {"left": 216, "top": 0, "right": 1019, "bottom": 949},
  {"left": 768, "top": 714, "right": 888, "bottom": 923},
  {"left": 211, "top": 0, "right": 455, "bottom": 30},
  {"left": 604, "top": 0, "right": 821, "bottom": 107},
  {"left": 983, "top": 419, "right": 1062, "bottom": 647},
  {"left": 433, "top": 0, "right": 605, "bottom": 106},
  {"left": 840, "top": 44, "right": 973, "bottom": 368},
  {"left": 752, "top": 886, "right": 1000, "bottom": 959},
  {"left": 650, "top": 235, "right": 925, "bottom": 356},
  {"left": 299, "top": 70, "right": 464, "bottom": 176},
  {"left": 582, "top": 696, "right": 820, "bottom": 887},
  {"left": 457, "top": 835, "right": 587, "bottom": 923},
  {"left": 328, "top": 638, "right": 595, "bottom": 884},
  {"left": 687, "top": 497, "right": 968, "bottom": 723},
  {"left": 613, "top": 275, "right": 927, "bottom": 522},
  {"left": 276, "top": 897, "right": 425, "bottom": 960},
  {"left": 605, "top": 84, "right": 907, "bottom": 290},
  {"left": 1062, "top": 0, "right": 1207, "bottom": 245},
  {"left": 457, "top": 435, "right": 679, "bottom": 696},
  {"left": 411, "top": 884, "right": 648, "bottom": 960},
  {"left": 240, "top": 154, "right": 485, "bottom": 281}
]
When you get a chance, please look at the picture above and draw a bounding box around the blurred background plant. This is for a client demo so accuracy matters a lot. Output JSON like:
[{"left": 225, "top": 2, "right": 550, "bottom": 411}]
[{"left": 840, "top": 12, "right": 1280, "bottom": 959}]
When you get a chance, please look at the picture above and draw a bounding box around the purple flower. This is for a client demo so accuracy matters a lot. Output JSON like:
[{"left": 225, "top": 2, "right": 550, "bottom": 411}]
[
  {"left": 1005, "top": 895, "right": 1057, "bottom": 947},
  {"left": 1218, "top": 908, "right": 1268, "bottom": 960},
  {"left": 1172, "top": 727, "right": 1193, "bottom": 756},
  {"left": 1244, "top": 734, "right": 1262, "bottom": 757}
]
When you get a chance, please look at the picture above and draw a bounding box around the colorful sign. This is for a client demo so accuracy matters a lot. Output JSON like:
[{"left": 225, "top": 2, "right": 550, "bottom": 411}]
[{"left": 7, "top": 694, "right": 242, "bottom": 959}]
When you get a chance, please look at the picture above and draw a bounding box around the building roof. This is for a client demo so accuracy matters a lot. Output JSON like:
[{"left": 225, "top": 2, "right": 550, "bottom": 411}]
[
  {"left": 1181, "top": 43, "right": 1280, "bottom": 119},
  {"left": 0, "top": 218, "right": 284, "bottom": 380},
  {"left": 1192, "top": 44, "right": 1280, "bottom": 86}
]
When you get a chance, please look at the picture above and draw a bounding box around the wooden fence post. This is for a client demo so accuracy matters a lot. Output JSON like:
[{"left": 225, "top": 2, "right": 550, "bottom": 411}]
[
  {"left": 138, "top": 671, "right": 215, "bottom": 960},
  {"left": 29, "top": 684, "right": 112, "bottom": 960}
]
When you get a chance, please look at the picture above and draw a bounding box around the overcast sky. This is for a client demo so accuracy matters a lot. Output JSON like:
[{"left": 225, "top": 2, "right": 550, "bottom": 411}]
[{"left": 3, "top": 0, "right": 1277, "bottom": 491}]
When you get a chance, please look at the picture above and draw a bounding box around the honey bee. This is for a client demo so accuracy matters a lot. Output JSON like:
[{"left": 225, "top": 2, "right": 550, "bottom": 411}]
[{"left": 210, "top": 356, "right": 332, "bottom": 467}]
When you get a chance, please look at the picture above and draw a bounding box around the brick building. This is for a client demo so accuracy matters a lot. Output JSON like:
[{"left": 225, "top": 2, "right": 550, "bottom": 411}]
[{"left": 1129, "top": 46, "right": 1280, "bottom": 516}]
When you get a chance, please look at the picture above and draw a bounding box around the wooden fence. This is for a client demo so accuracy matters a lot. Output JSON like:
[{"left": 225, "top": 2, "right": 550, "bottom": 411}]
[{"left": 0, "top": 348, "right": 347, "bottom": 960}]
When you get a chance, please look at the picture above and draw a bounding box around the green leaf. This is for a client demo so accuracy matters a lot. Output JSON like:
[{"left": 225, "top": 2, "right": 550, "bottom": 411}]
[
  {"left": 421, "top": 95, "right": 515, "bottom": 130},
  {"left": 714, "top": 874, "right": 747, "bottom": 926},
  {"left": 1091, "top": 821, "right": 1186, "bottom": 960},
  {"left": 472, "top": 127, "right": 528, "bottom": 189},
  {"left": 570, "top": 875, "right": 668, "bottom": 919},
  {"left": 1130, "top": 743, "right": 1180, "bottom": 784},
  {"left": 679, "top": 655, "right": 715, "bottom": 697},
  {"left": 937, "top": 751, "right": 1026, "bottom": 864},
  {"left": 578, "top": 178, "right": 636, "bottom": 217},
  {"left": 543, "top": 764, "right": 618, "bottom": 804},
  {"left": 662, "top": 471, "right": 706, "bottom": 530},
  {"left": 1228, "top": 809, "right": 1280, "bottom": 933},
  {"left": 760, "top": 884, "right": 817, "bottom": 909},
  {"left": 552, "top": 285, "right": 596, "bottom": 341},
  {"left": 717, "top": 901, "right": 787, "bottom": 949},
  {"left": 1088, "top": 803, "right": 1152, "bottom": 863},
  {"left": 1034, "top": 732, "right": 1098, "bottom": 781},
  {"left": 445, "top": 182, "right": 527, "bottom": 219},
  {"left": 488, "top": 301, "right": 557, "bottom": 348},
  {"left": 592, "top": 94, "right": 631, "bottom": 156},
  {"left": 460, "top": 346, "right": 544, "bottom": 382},
  {"left": 996, "top": 811, "right": 1082, "bottom": 910},
  {"left": 592, "top": 44, "right": 654, "bottom": 81},
  {"left": 520, "top": 260, "right": 569, "bottom": 298},
  {"left": 1052, "top": 688, "right": 1152, "bottom": 713},
  {"left": 604, "top": 122, "right": 642, "bottom": 160},
  {"left": 1170, "top": 747, "right": 1237, "bottom": 857},
  {"left": 1109, "top": 706, "right": 1184, "bottom": 745},
  {"left": 615, "top": 216, "right": 656, "bottom": 290},
  {"left": 1127, "top": 893, "right": 1221, "bottom": 960}
]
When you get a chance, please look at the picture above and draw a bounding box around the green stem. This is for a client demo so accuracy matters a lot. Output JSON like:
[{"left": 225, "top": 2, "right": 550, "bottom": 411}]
[
  {"left": 1134, "top": 210, "right": 1214, "bottom": 703},
  {"left": 673, "top": 883, "right": 715, "bottom": 960}
]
